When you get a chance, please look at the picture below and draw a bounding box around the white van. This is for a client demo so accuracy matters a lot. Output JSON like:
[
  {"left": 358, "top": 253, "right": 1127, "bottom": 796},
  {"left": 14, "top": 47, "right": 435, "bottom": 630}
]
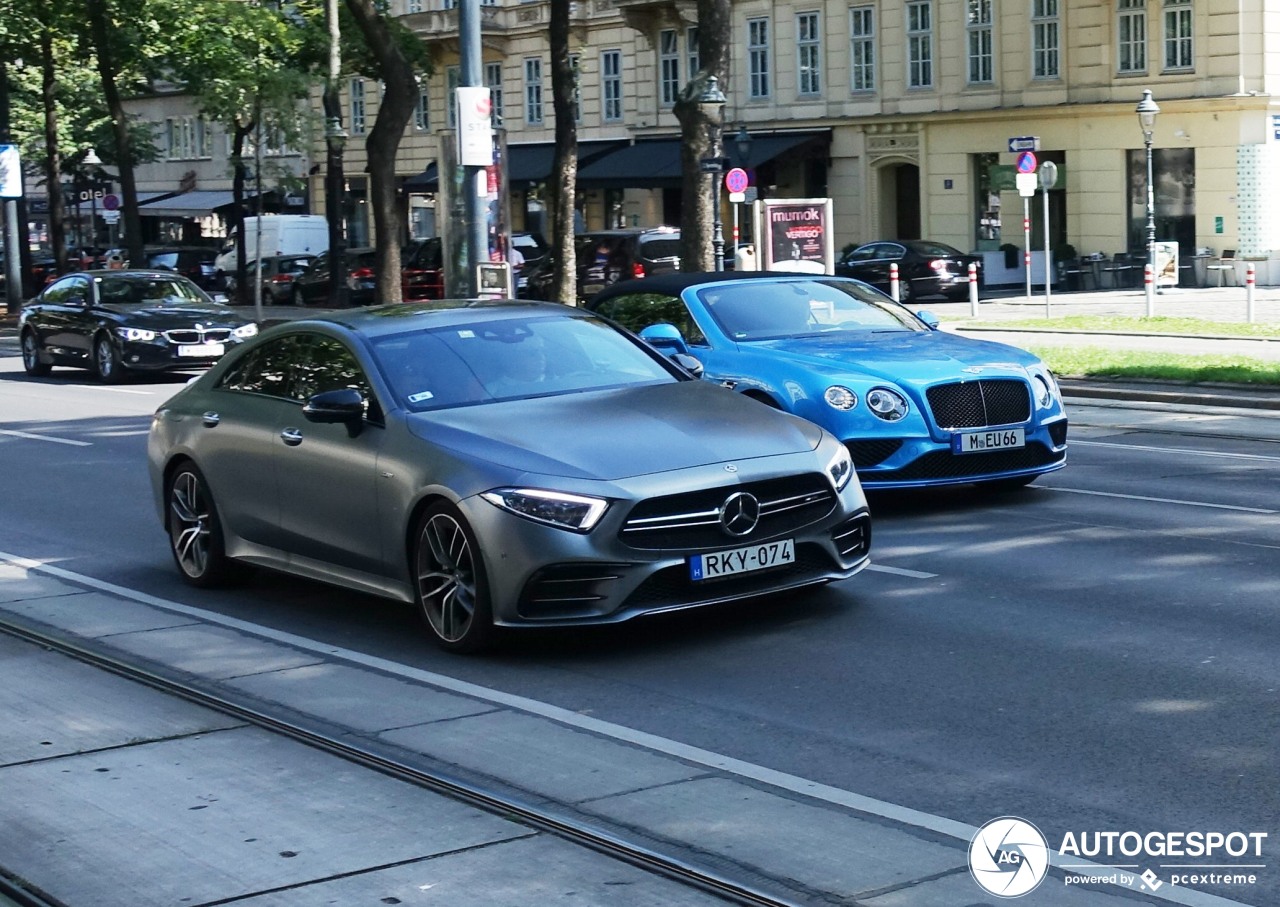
[{"left": 215, "top": 215, "right": 329, "bottom": 274}]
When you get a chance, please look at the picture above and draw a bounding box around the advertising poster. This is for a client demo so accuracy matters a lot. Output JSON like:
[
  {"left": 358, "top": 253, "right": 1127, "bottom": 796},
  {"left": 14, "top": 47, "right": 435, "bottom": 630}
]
[{"left": 756, "top": 198, "right": 834, "bottom": 274}]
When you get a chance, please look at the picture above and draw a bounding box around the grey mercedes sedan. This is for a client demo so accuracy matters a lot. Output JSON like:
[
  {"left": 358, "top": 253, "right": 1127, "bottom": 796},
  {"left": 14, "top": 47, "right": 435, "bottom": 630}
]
[{"left": 147, "top": 300, "right": 871, "bottom": 652}]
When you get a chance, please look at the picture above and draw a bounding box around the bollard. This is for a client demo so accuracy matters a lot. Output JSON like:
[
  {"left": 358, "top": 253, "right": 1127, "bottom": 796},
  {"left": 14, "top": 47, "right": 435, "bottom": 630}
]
[
  {"left": 890, "top": 262, "right": 900, "bottom": 303},
  {"left": 1247, "top": 263, "right": 1256, "bottom": 324},
  {"left": 1144, "top": 262, "right": 1155, "bottom": 317},
  {"left": 968, "top": 262, "right": 979, "bottom": 317}
]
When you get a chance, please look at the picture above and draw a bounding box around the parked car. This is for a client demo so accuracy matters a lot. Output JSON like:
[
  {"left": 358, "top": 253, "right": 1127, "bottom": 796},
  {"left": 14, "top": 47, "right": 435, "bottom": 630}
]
[
  {"left": 834, "top": 240, "right": 981, "bottom": 302},
  {"left": 587, "top": 271, "right": 1068, "bottom": 491},
  {"left": 141, "top": 245, "right": 220, "bottom": 290},
  {"left": 146, "top": 300, "right": 871, "bottom": 652},
  {"left": 401, "top": 237, "right": 444, "bottom": 301},
  {"left": 224, "top": 254, "right": 317, "bottom": 305},
  {"left": 290, "top": 247, "right": 377, "bottom": 306},
  {"left": 19, "top": 269, "right": 258, "bottom": 383},
  {"left": 522, "top": 226, "right": 681, "bottom": 303}
]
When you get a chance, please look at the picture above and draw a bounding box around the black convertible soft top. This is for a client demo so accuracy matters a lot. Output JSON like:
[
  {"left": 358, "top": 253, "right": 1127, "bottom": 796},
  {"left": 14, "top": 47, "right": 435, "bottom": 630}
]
[{"left": 586, "top": 269, "right": 841, "bottom": 308}]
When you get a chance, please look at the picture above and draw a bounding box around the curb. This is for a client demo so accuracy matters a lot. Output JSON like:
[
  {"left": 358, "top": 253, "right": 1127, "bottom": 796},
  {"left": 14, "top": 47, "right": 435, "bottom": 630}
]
[{"left": 1058, "top": 379, "right": 1280, "bottom": 410}]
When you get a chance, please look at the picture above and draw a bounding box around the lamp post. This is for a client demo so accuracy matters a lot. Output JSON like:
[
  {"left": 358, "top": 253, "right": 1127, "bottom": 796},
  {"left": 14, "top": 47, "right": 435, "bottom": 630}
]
[
  {"left": 697, "top": 76, "right": 727, "bottom": 271},
  {"left": 83, "top": 149, "right": 102, "bottom": 260},
  {"left": 1136, "top": 89, "right": 1160, "bottom": 314},
  {"left": 324, "top": 116, "right": 349, "bottom": 308}
]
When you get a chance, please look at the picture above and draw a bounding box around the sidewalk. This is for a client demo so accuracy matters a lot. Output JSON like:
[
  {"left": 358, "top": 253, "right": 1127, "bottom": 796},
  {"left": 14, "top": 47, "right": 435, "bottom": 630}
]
[{"left": 0, "top": 557, "right": 1247, "bottom": 907}]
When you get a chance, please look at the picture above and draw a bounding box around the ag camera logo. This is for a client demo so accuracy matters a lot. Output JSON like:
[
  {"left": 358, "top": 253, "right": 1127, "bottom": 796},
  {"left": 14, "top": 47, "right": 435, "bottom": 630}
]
[{"left": 969, "top": 816, "right": 1050, "bottom": 898}]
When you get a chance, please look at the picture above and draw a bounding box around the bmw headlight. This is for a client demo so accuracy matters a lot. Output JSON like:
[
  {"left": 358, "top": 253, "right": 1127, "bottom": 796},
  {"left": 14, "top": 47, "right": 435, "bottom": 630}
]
[
  {"left": 824, "top": 385, "right": 858, "bottom": 411},
  {"left": 232, "top": 323, "right": 259, "bottom": 340},
  {"left": 115, "top": 327, "right": 156, "bottom": 342},
  {"left": 826, "top": 445, "right": 854, "bottom": 492},
  {"left": 480, "top": 488, "right": 609, "bottom": 532},
  {"left": 866, "top": 387, "right": 909, "bottom": 422},
  {"left": 1032, "top": 371, "right": 1059, "bottom": 409}
]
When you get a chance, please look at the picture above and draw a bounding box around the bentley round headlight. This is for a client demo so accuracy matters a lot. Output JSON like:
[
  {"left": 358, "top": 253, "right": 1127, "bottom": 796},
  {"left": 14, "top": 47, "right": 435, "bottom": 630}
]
[
  {"left": 866, "top": 387, "right": 909, "bottom": 422},
  {"left": 1033, "top": 372, "right": 1057, "bottom": 409},
  {"left": 824, "top": 386, "right": 858, "bottom": 411}
]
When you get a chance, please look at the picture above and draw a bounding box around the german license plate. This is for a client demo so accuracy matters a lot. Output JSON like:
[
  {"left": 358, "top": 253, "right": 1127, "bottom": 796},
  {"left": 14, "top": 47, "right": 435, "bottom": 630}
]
[
  {"left": 178, "top": 342, "right": 225, "bottom": 357},
  {"left": 952, "top": 427, "right": 1025, "bottom": 454},
  {"left": 690, "top": 539, "right": 795, "bottom": 581}
]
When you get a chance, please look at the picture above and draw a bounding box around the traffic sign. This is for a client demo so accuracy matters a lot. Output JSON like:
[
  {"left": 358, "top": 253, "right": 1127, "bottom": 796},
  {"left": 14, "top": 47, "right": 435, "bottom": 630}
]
[
  {"left": 1008, "top": 136, "right": 1040, "bottom": 153},
  {"left": 102, "top": 193, "right": 120, "bottom": 211},
  {"left": 1039, "top": 161, "right": 1058, "bottom": 190},
  {"left": 1016, "top": 151, "right": 1038, "bottom": 174},
  {"left": 699, "top": 156, "right": 729, "bottom": 174},
  {"left": 1015, "top": 172, "right": 1038, "bottom": 198},
  {"left": 724, "top": 167, "right": 748, "bottom": 194},
  {"left": 0, "top": 144, "right": 21, "bottom": 198}
]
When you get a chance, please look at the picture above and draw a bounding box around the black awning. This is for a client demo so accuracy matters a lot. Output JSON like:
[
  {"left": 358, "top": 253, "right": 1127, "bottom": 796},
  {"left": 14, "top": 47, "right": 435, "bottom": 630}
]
[
  {"left": 575, "top": 130, "right": 830, "bottom": 190},
  {"left": 403, "top": 141, "right": 627, "bottom": 192}
]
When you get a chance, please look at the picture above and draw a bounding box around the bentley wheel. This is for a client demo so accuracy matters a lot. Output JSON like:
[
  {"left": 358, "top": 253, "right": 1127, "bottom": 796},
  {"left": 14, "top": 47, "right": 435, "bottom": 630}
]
[
  {"left": 20, "top": 330, "right": 51, "bottom": 377},
  {"left": 167, "top": 463, "right": 240, "bottom": 587},
  {"left": 413, "top": 503, "right": 495, "bottom": 653},
  {"left": 93, "top": 334, "right": 125, "bottom": 384}
]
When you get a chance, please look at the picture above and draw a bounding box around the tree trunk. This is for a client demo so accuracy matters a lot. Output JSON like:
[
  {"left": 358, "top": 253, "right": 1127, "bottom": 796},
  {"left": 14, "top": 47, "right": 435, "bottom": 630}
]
[
  {"left": 324, "top": 0, "right": 347, "bottom": 306},
  {"left": 344, "top": 0, "right": 417, "bottom": 305},
  {"left": 674, "top": 0, "right": 731, "bottom": 272},
  {"left": 39, "top": 30, "right": 68, "bottom": 275},
  {"left": 547, "top": 0, "right": 577, "bottom": 303},
  {"left": 86, "top": 0, "right": 143, "bottom": 265}
]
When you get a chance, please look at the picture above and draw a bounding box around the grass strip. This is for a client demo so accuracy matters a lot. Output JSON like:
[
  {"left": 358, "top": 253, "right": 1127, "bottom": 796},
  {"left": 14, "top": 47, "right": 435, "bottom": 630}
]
[
  {"left": 965, "top": 315, "right": 1280, "bottom": 339},
  {"left": 1025, "top": 345, "right": 1280, "bottom": 386}
]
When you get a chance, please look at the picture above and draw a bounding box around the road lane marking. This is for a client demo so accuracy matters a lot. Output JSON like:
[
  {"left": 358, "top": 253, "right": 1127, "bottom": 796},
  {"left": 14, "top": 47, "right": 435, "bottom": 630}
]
[
  {"left": 0, "top": 550, "right": 1256, "bottom": 907},
  {"left": 866, "top": 563, "right": 937, "bottom": 579},
  {"left": 1072, "top": 439, "right": 1280, "bottom": 463},
  {"left": 1045, "top": 486, "right": 1277, "bottom": 514},
  {"left": 0, "top": 429, "right": 91, "bottom": 446}
]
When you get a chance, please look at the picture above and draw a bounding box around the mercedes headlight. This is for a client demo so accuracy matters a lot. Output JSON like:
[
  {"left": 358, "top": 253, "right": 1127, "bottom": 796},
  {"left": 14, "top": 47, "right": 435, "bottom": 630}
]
[
  {"left": 824, "top": 385, "right": 858, "bottom": 411},
  {"left": 232, "top": 323, "right": 259, "bottom": 340},
  {"left": 115, "top": 327, "right": 156, "bottom": 342},
  {"left": 866, "top": 387, "right": 909, "bottom": 422},
  {"left": 481, "top": 488, "right": 609, "bottom": 532},
  {"left": 826, "top": 445, "right": 854, "bottom": 492}
]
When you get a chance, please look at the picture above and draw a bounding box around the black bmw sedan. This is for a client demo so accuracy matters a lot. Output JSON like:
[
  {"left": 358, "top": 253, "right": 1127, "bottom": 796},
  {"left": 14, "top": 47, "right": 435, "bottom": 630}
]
[{"left": 19, "top": 270, "right": 259, "bottom": 383}]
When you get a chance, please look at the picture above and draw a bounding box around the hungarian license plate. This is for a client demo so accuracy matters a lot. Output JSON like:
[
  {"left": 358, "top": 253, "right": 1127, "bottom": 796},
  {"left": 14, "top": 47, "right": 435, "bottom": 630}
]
[
  {"left": 952, "top": 427, "right": 1025, "bottom": 454},
  {"left": 177, "top": 342, "right": 225, "bottom": 358},
  {"left": 690, "top": 539, "right": 795, "bottom": 581}
]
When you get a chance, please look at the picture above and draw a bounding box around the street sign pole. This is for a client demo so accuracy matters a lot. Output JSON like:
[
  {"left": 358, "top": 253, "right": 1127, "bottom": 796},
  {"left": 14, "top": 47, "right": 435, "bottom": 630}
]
[
  {"left": 1014, "top": 153, "right": 1039, "bottom": 307},
  {"left": 0, "top": 145, "right": 23, "bottom": 313}
]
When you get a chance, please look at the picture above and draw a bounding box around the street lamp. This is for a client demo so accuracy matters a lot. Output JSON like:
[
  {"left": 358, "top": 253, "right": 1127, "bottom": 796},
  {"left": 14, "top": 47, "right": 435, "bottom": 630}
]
[
  {"left": 697, "top": 76, "right": 727, "bottom": 271},
  {"left": 83, "top": 149, "right": 102, "bottom": 260},
  {"left": 734, "top": 125, "right": 753, "bottom": 168},
  {"left": 1136, "top": 89, "right": 1159, "bottom": 311}
]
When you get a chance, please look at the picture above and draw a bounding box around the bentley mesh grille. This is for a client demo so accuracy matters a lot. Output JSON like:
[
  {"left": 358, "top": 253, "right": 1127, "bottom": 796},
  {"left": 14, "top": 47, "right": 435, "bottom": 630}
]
[{"left": 926, "top": 379, "right": 1030, "bottom": 430}]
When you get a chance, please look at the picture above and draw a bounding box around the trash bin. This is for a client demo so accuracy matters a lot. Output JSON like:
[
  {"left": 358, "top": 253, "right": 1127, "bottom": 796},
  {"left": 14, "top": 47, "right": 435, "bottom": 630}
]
[
  {"left": 734, "top": 244, "right": 757, "bottom": 272},
  {"left": 1191, "top": 251, "right": 1213, "bottom": 288}
]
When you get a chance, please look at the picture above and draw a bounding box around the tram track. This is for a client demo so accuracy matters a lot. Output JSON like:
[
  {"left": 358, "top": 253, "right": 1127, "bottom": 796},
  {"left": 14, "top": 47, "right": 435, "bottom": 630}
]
[{"left": 0, "top": 618, "right": 808, "bottom": 907}]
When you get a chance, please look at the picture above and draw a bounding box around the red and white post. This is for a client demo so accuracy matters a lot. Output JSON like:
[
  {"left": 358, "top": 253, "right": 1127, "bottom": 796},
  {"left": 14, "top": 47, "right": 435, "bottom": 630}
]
[
  {"left": 968, "top": 262, "right": 979, "bottom": 317},
  {"left": 890, "top": 262, "right": 900, "bottom": 302},
  {"left": 1247, "top": 263, "right": 1257, "bottom": 323},
  {"left": 1144, "top": 263, "right": 1155, "bottom": 317}
]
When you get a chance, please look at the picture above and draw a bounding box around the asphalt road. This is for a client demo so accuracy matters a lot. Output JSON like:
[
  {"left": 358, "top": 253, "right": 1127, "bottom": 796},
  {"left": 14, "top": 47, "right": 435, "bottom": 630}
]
[{"left": 1, "top": 352, "right": 1278, "bottom": 904}]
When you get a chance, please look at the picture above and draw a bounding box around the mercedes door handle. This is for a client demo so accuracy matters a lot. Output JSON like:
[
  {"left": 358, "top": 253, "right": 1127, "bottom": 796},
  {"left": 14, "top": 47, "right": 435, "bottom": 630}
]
[
  {"left": 280, "top": 428, "right": 303, "bottom": 446},
  {"left": 201, "top": 412, "right": 220, "bottom": 427}
]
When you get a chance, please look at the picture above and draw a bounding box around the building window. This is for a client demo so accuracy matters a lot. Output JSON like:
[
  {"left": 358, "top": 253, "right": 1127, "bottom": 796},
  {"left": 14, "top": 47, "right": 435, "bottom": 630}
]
[
  {"left": 602, "top": 49, "right": 623, "bottom": 122},
  {"left": 1118, "top": 0, "right": 1147, "bottom": 73},
  {"left": 659, "top": 29, "right": 680, "bottom": 107},
  {"left": 686, "top": 27, "right": 700, "bottom": 84},
  {"left": 967, "top": 0, "right": 994, "bottom": 84},
  {"left": 485, "top": 62, "right": 503, "bottom": 126},
  {"left": 350, "top": 78, "right": 366, "bottom": 135},
  {"left": 906, "top": 2, "right": 933, "bottom": 89},
  {"left": 524, "top": 57, "right": 543, "bottom": 125},
  {"left": 406, "top": 0, "right": 422, "bottom": 12},
  {"left": 1032, "top": 0, "right": 1060, "bottom": 80},
  {"left": 797, "top": 11, "right": 821, "bottom": 96},
  {"left": 850, "top": 6, "right": 876, "bottom": 93},
  {"left": 413, "top": 85, "right": 429, "bottom": 131},
  {"left": 1163, "top": 0, "right": 1193, "bottom": 70},
  {"left": 748, "top": 18, "right": 771, "bottom": 99},
  {"left": 446, "top": 66, "right": 459, "bottom": 129},
  {"left": 570, "top": 54, "right": 581, "bottom": 124}
]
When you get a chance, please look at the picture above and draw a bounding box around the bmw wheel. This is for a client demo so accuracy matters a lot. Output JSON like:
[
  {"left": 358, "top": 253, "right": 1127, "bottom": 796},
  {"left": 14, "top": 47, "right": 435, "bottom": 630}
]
[
  {"left": 413, "top": 502, "right": 495, "bottom": 653},
  {"left": 20, "top": 330, "right": 52, "bottom": 377},
  {"left": 167, "top": 463, "right": 241, "bottom": 587},
  {"left": 93, "top": 333, "right": 125, "bottom": 383}
]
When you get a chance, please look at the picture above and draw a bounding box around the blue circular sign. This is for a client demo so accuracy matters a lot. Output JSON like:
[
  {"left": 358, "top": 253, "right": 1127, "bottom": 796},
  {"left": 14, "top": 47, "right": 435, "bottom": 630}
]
[
  {"left": 725, "top": 167, "right": 749, "bottom": 194},
  {"left": 1016, "top": 151, "right": 1038, "bottom": 174}
]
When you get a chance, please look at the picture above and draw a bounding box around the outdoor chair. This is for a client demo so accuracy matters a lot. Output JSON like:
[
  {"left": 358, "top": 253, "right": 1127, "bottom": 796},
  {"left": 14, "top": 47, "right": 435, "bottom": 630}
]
[{"left": 1206, "top": 250, "right": 1237, "bottom": 287}]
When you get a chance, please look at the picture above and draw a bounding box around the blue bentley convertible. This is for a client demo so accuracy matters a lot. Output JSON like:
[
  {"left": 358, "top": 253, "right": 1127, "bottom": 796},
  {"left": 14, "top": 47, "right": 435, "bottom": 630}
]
[{"left": 588, "top": 272, "right": 1068, "bottom": 491}]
